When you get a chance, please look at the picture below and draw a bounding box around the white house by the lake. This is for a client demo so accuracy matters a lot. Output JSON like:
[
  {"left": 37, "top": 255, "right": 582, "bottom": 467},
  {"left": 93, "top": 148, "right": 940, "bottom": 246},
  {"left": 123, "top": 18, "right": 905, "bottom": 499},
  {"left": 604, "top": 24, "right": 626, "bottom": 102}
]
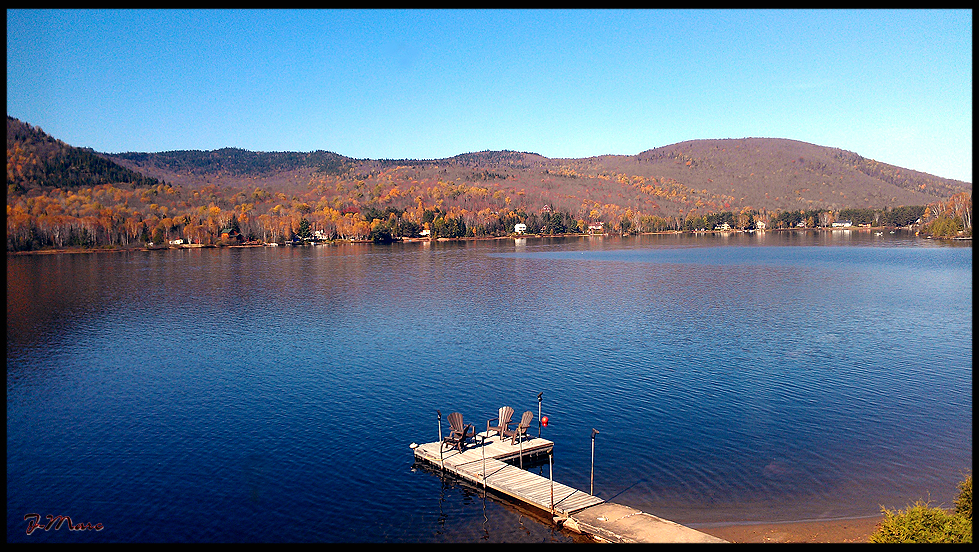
[{"left": 514, "top": 223, "right": 527, "bottom": 234}]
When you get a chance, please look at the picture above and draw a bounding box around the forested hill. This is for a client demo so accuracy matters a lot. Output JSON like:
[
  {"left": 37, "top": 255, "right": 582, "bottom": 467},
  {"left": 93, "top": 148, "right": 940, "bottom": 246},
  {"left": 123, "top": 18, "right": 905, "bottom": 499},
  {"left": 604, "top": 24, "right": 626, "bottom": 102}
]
[
  {"left": 629, "top": 138, "right": 969, "bottom": 210},
  {"left": 113, "top": 148, "right": 351, "bottom": 178},
  {"left": 6, "top": 114, "right": 973, "bottom": 251},
  {"left": 8, "top": 115, "right": 969, "bottom": 216},
  {"left": 103, "top": 135, "right": 969, "bottom": 216},
  {"left": 6, "top": 116, "right": 160, "bottom": 192}
]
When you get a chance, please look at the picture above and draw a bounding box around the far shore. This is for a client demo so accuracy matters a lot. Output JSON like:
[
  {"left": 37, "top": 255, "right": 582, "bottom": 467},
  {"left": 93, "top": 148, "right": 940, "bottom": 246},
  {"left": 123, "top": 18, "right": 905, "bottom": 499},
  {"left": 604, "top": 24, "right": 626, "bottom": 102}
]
[{"left": 9, "top": 225, "right": 964, "bottom": 257}]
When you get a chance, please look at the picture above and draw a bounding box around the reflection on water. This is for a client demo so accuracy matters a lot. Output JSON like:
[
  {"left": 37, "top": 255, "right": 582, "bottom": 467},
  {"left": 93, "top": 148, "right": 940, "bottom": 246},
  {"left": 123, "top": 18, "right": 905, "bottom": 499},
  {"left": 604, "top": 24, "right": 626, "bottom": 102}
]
[{"left": 6, "top": 232, "right": 972, "bottom": 542}]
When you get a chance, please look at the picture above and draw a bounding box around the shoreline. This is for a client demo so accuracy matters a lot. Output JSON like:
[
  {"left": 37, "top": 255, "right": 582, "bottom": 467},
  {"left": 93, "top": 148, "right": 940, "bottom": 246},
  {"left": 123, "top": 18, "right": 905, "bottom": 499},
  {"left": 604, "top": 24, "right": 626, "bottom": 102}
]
[
  {"left": 692, "top": 514, "right": 885, "bottom": 543},
  {"left": 10, "top": 225, "right": 962, "bottom": 257}
]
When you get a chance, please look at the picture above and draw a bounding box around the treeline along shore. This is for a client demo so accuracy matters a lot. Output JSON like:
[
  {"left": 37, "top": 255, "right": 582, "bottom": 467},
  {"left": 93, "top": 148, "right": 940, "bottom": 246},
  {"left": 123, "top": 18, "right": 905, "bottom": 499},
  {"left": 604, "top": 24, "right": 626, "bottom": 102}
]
[{"left": 6, "top": 224, "right": 966, "bottom": 257}]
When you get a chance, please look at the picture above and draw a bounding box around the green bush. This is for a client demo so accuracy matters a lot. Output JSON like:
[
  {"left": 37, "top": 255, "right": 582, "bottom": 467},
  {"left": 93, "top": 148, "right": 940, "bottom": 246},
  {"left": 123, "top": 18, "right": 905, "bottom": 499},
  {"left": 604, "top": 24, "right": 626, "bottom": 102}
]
[
  {"left": 923, "top": 216, "right": 964, "bottom": 238},
  {"left": 955, "top": 475, "right": 972, "bottom": 519},
  {"left": 870, "top": 476, "right": 972, "bottom": 543}
]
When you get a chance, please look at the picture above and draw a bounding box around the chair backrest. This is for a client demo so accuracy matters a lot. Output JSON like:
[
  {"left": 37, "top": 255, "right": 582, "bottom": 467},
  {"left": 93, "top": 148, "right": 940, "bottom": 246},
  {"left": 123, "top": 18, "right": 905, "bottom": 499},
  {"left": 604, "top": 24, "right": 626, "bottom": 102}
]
[
  {"left": 498, "top": 406, "right": 514, "bottom": 426},
  {"left": 518, "top": 410, "right": 533, "bottom": 428},
  {"left": 447, "top": 412, "right": 464, "bottom": 432}
]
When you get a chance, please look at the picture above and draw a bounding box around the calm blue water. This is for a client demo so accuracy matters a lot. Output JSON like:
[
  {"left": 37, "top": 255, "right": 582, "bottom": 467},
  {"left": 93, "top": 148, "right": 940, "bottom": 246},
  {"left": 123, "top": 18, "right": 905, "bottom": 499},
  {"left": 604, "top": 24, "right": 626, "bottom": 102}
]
[{"left": 7, "top": 231, "right": 972, "bottom": 542}]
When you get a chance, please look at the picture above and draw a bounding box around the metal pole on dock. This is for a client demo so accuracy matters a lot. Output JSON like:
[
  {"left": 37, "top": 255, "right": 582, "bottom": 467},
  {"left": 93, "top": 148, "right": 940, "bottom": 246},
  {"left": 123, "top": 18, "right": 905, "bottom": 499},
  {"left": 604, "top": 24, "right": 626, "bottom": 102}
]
[
  {"left": 549, "top": 450, "right": 554, "bottom": 514},
  {"left": 590, "top": 429, "right": 598, "bottom": 495},
  {"left": 481, "top": 434, "right": 486, "bottom": 490},
  {"left": 518, "top": 433, "right": 523, "bottom": 468},
  {"left": 537, "top": 393, "right": 543, "bottom": 437},
  {"left": 437, "top": 410, "right": 444, "bottom": 470}
]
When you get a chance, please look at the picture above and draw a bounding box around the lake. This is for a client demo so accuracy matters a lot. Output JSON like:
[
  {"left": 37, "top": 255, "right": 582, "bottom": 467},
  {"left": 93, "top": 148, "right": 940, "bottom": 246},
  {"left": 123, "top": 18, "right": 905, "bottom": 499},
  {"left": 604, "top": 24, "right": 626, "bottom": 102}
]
[{"left": 6, "top": 230, "right": 972, "bottom": 542}]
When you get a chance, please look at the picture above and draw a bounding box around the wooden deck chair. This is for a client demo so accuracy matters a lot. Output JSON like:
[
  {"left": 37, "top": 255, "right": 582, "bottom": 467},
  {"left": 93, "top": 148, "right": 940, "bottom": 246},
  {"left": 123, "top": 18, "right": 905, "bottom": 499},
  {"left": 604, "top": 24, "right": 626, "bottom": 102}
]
[
  {"left": 441, "top": 412, "right": 474, "bottom": 452},
  {"left": 504, "top": 410, "right": 534, "bottom": 445},
  {"left": 486, "top": 406, "right": 514, "bottom": 439}
]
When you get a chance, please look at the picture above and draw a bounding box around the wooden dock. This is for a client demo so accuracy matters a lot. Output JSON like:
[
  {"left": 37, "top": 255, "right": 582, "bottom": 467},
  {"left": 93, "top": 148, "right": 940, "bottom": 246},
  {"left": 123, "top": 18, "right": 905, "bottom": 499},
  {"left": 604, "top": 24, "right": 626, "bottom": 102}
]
[
  {"left": 411, "top": 431, "right": 726, "bottom": 543},
  {"left": 412, "top": 431, "right": 604, "bottom": 516}
]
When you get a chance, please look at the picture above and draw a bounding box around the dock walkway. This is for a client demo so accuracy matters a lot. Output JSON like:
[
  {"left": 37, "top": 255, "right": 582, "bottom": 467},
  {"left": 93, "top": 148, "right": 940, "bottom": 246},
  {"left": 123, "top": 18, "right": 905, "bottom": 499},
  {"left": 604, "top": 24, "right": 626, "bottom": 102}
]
[{"left": 411, "top": 431, "right": 726, "bottom": 543}]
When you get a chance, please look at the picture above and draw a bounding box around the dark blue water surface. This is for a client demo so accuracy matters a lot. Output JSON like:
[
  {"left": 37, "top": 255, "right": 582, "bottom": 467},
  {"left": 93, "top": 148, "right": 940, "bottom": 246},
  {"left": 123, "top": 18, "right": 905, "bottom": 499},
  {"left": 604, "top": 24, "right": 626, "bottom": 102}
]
[{"left": 7, "top": 231, "right": 972, "bottom": 542}]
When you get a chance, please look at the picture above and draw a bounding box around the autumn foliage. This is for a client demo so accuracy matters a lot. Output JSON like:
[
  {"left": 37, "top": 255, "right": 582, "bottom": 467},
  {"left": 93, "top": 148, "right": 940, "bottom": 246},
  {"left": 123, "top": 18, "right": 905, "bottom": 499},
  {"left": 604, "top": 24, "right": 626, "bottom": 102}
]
[{"left": 6, "top": 116, "right": 972, "bottom": 251}]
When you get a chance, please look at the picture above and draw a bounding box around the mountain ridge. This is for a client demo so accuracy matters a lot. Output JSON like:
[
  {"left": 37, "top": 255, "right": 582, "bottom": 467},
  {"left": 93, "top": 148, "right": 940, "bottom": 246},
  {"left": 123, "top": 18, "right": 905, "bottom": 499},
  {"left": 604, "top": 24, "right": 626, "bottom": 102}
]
[
  {"left": 7, "top": 115, "right": 972, "bottom": 223},
  {"left": 98, "top": 137, "right": 969, "bottom": 213}
]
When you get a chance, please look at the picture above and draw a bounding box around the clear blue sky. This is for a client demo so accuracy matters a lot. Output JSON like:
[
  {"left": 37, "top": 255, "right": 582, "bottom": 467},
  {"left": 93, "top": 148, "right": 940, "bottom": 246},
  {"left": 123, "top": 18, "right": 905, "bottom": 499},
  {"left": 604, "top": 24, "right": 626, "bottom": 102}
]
[{"left": 7, "top": 9, "right": 973, "bottom": 182}]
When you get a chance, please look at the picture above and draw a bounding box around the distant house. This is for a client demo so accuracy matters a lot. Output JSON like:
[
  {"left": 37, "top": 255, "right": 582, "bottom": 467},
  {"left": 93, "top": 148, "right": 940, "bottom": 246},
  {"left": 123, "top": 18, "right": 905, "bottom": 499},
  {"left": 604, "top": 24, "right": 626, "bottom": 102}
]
[
  {"left": 220, "top": 228, "right": 241, "bottom": 242},
  {"left": 755, "top": 220, "right": 766, "bottom": 230},
  {"left": 714, "top": 222, "right": 732, "bottom": 231},
  {"left": 832, "top": 220, "right": 853, "bottom": 228},
  {"left": 587, "top": 222, "right": 604, "bottom": 234},
  {"left": 169, "top": 238, "right": 184, "bottom": 245},
  {"left": 514, "top": 223, "right": 527, "bottom": 234},
  {"left": 419, "top": 229, "right": 431, "bottom": 237}
]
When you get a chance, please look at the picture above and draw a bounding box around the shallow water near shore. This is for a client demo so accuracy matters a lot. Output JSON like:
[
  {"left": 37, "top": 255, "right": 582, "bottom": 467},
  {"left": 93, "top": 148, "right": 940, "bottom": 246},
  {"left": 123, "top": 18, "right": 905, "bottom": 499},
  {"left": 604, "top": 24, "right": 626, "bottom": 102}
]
[{"left": 7, "top": 231, "right": 972, "bottom": 542}]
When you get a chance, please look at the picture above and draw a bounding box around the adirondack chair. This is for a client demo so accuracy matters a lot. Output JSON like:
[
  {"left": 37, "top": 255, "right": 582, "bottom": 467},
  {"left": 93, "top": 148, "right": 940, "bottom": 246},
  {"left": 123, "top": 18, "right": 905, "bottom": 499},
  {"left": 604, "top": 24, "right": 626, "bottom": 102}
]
[
  {"left": 442, "top": 412, "right": 474, "bottom": 452},
  {"left": 504, "top": 410, "right": 534, "bottom": 445},
  {"left": 486, "top": 406, "right": 514, "bottom": 439}
]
